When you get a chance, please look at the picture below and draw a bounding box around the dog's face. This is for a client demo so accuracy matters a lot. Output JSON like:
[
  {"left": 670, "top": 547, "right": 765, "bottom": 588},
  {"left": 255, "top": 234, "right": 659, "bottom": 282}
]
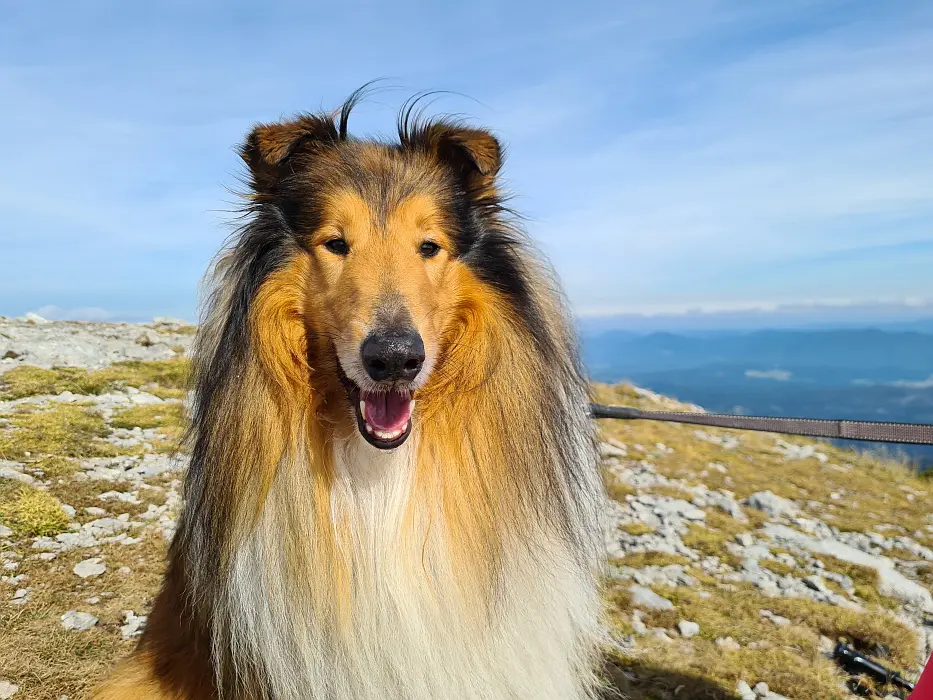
[
  {"left": 307, "top": 182, "right": 461, "bottom": 449},
  {"left": 242, "top": 117, "right": 502, "bottom": 449}
]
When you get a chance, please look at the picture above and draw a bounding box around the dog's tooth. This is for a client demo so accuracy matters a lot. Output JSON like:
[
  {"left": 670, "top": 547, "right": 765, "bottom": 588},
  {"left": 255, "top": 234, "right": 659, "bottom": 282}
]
[
  {"left": 409, "top": 400, "right": 415, "bottom": 414},
  {"left": 359, "top": 400, "right": 366, "bottom": 418},
  {"left": 365, "top": 423, "right": 374, "bottom": 434}
]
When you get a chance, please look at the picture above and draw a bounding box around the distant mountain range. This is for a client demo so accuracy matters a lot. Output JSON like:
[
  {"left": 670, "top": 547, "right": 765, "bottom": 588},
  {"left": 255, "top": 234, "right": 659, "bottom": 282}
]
[{"left": 581, "top": 327, "right": 933, "bottom": 467}]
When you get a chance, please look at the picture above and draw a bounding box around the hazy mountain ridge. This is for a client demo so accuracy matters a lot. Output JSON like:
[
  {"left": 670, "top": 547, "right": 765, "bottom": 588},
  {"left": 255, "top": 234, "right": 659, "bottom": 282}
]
[{"left": 583, "top": 327, "right": 933, "bottom": 467}]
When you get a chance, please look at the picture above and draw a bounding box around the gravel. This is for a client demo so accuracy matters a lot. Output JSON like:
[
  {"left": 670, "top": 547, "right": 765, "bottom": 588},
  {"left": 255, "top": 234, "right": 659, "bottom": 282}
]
[{"left": 0, "top": 315, "right": 193, "bottom": 372}]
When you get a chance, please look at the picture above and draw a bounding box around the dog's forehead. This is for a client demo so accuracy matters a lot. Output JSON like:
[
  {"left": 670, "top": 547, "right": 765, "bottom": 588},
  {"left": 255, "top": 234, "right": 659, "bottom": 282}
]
[
  {"left": 320, "top": 188, "right": 442, "bottom": 235},
  {"left": 314, "top": 142, "right": 448, "bottom": 230}
]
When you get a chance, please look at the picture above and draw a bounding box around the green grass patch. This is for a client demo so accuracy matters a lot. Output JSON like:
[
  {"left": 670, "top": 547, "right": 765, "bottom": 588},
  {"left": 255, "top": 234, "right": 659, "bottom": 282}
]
[
  {"left": 0, "top": 359, "right": 189, "bottom": 400},
  {"left": 765, "top": 596, "right": 918, "bottom": 668},
  {"left": 619, "top": 522, "right": 655, "bottom": 536},
  {"left": 0, "top": 484, "right": 70, "bottom": 537},
  {"left": 761, "top": 559, "right": 796, "bottom": 576},
  {"left": 682, "top": 523, "right": 730, "bottom": 558},
  {"left": 110, "top": 403, "right": 186, "bottom": 434},
  {"left": 32, "top": 456, "right": 80, "bottom": 478},
  {"left": 0, "top": 404, "right": 116, "bottom": 461},
  {"left": 614, "top": 551, "right": 690, "bottom": 569},
  {"left": 817, "top": 554, "right": 901, "bottom": 609},
  {"left": 603, "top": 469, "right": 634, "bottom": 504}
]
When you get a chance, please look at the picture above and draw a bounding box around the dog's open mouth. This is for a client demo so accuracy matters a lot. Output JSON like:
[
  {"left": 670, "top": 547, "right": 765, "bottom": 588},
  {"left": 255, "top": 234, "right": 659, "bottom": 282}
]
[{"left": 349, "top": 387, "right": 414, "bottom": 449}]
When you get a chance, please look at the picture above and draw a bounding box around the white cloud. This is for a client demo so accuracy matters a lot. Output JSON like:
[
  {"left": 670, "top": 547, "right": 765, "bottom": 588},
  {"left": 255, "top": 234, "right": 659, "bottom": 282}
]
[
  {"left": 745, "top": 369, "right": 792, "bottom": 381},
  {"left": 888, "top": 376, "right": 933, "bottom": 389},
  {"left": 513, "top": 6, "right": 933, "bottom": 310},
  {"left": 32, "top": 305, "right": 119, "bottom": 322}
]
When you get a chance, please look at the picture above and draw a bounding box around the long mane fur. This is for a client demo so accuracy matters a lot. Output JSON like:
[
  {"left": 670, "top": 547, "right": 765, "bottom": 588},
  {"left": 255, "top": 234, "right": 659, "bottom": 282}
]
[{"left": 134, "top": 92, "right": 605, "bottom": 700}]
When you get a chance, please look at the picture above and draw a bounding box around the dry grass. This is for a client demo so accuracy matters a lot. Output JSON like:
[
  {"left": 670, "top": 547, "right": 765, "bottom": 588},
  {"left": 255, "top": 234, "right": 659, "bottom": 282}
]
[
  {"left": 0, "top": 358, "right": 189, "bottom": 401},
  {"left": 607, "top": 583, "right": 849, "bottom": 698},
  {"left": 32, "top": 456, "right": 81, "bottom": 478},
  {"left": 817, "top": 554, "right": 902, "bottom": 610},
  {"left": 46, "top": 478, "right": 161, "bottom": 520},
  {"left": 917, "top": 564, "right": 933, "bottom": 589},
  {"left": 682, "top": 523, "right": 730, "bottom": 559},
  {"left": 761, "top": 559, "right": 797, "bottom": 576},
  {"left": 619, "top": 522, "right": 655, "bottom": 536},
  {"left": 614, "top": 551, "right": 690, "bottom": 569},
  {"left": 0, "top": 533, "right": 168, "bottom": 700},
  {"left": 643, "top": 484, "right": 695, "bottom": 501},
  {"left": 607, "top": 639, "right": 848, "bottom": 700},
  {"left": 765, "top": 595, "right": 918, "bottom": 667},
  {"left": 592, "top": 382, "right": 932, "bottom": 538},
  {"left": 593, "top": 382, "right": 929, "bottom": 697},
  {"left": 602, "top": 468, "right": 635, "bottom": 503},
  {"left": 0, "top": 375, "right": 926, "bottom": 699},
  {"left": 607, "top": 581, "right": 918, "bottom": 698}
]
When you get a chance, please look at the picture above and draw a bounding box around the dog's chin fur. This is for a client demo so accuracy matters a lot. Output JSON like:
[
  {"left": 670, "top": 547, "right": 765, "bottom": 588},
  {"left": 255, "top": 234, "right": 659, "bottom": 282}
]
[{"left": 219, "top": 431, "right": 602, "bottom": 700}]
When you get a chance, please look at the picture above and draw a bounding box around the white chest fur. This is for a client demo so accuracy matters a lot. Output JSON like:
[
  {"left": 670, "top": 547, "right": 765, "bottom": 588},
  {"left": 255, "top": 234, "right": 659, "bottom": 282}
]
[{"left": 221, "top": 434, "right": 601, "bottom": 700}]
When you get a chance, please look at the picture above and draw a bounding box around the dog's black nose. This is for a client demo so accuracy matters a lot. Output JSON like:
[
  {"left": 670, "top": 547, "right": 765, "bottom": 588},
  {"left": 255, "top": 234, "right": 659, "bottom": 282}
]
[{"left": 361, "top": 330, "right": 425, "bottom": 382}]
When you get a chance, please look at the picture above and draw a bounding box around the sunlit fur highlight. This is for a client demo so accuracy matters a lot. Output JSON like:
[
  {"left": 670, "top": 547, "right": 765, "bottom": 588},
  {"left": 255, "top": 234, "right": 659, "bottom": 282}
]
[{"left": 95, "top": 91, "right": 605, "bottom": 700}]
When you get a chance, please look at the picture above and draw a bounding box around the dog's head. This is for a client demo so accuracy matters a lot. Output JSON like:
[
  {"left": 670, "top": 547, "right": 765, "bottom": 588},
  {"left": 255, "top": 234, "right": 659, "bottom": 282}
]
[{"left": 241, "top": 110, "right": 508, "bottom": 449}]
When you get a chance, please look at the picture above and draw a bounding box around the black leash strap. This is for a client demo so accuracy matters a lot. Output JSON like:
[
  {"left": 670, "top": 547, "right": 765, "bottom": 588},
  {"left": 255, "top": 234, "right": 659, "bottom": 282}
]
[{"left": 589, "top": 404, "right": 933, "bottom": 445}]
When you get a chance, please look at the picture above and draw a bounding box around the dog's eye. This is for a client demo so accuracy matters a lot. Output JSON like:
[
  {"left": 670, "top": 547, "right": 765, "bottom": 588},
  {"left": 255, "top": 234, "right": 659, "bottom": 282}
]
[
  {"left": 419, "top": 241, "right": 441, "bottom": 259},
  {"left": 324, "top": 238, "right": 350, "bottom": 256}
]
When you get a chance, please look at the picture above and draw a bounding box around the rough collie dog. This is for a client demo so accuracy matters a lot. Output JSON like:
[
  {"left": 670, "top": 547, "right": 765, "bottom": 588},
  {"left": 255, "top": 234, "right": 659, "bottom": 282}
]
[{"left": 95, "top": 93, "right": 605, "bottom": 700}]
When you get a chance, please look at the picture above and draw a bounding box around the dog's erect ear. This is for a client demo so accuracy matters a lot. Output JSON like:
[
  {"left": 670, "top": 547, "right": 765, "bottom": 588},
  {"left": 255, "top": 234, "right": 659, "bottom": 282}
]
[
  {"left": 240, "top": 115, "right": 339, "bottom": 194},
  {"left": 406, "top": 123, "right": 503, "bottom": 193}
]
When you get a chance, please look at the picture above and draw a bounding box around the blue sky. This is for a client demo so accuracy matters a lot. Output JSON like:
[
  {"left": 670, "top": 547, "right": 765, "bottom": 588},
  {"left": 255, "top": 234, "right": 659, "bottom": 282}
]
[{"left": 1, "top": 0, "right": 932, "bottom": 323}]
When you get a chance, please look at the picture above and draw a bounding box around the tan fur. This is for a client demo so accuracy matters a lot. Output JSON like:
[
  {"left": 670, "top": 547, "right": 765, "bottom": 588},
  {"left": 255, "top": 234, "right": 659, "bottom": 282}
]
[{"left": 94, "top": 656, "right": 179, "bottom": 700}]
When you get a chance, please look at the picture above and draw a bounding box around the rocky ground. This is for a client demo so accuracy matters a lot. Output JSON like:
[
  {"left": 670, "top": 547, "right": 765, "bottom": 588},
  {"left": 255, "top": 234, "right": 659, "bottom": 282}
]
[{"left": 0, "top": 315, "right": 931, "bottom": 699}]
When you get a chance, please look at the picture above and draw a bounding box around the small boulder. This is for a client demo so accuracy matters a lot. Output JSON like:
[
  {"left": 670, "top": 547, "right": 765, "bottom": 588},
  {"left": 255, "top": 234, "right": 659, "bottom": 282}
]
[
  {"left": 716, "top": 636, "right": 741, "bottom": 650},
  {"left": 73, "top": 557, "right": 106, "bottom": 579},
  {"left": 120, "top": 610, "right": 147, "bottom": 640},
  {"left": 629, "top": 585, "right": 674, "bottom": 611},
  {"left": 61, "top": 610, "right": 99, "bottom": 632},
  {"left": 631, "top": 610, "right": 647, "bottom": 635},
  {"left": 745, "top": 491, "right": 799, "bottom": 518},
  {"left": 802, "top": 575, "right": 829, "bottom": 594},
  {"left": 677, "top": 620, "right": 700, "bottom": 638}
]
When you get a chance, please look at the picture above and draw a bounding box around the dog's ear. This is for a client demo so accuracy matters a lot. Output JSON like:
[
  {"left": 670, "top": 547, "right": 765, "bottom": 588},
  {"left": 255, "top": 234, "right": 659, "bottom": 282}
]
[
  {"left": 406, "top": 122, "right": 503, "bottom": 193},
  {"left": 239, "top": 115, "right": 339, "bottom": 194}
]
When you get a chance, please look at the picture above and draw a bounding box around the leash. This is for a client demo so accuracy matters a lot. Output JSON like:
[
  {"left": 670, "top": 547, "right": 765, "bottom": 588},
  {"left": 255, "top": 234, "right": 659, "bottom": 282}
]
[{"left": 589, "top": 404, "right": 933, "bottom": 446}]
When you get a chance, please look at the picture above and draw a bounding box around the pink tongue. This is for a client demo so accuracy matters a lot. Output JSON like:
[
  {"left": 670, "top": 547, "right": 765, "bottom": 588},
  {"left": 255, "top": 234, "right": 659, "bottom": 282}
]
[{"left": 362, "top": 391, "right": 412, "bottom": 432}]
